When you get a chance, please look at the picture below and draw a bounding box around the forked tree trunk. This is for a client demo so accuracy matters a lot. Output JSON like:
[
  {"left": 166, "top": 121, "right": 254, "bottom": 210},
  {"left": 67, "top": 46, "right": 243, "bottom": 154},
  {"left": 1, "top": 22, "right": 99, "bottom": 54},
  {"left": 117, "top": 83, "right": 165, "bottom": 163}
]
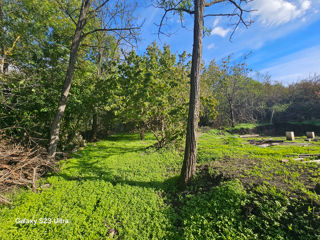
[
  {"left": 180, "top": 0, "right": 204, "bottom": 186},
  {"left": 48, "top": 0, "right": 92, "bottom": 158}
]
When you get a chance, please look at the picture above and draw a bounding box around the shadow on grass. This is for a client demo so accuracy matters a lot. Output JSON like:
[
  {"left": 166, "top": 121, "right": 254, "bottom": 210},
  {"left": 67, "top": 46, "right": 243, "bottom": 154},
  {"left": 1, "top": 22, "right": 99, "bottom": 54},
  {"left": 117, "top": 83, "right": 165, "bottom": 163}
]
[{"left": 55, "top": 142, "right": 180, "bottom": 192}]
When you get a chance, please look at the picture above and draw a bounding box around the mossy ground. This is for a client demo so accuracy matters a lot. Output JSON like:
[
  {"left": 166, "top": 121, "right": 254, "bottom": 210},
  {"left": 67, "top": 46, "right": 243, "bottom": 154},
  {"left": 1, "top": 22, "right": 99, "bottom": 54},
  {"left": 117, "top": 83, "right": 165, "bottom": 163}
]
[{"left": 0, "top": 131, "right": 319, "bottom": 239}]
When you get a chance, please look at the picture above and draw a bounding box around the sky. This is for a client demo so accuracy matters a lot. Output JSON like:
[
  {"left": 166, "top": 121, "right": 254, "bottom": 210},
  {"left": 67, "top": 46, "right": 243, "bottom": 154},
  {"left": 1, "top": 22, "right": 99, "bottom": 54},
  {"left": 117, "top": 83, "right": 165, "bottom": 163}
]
[{"left": 134, "top": 0, "right": 320, "bottom": 85}]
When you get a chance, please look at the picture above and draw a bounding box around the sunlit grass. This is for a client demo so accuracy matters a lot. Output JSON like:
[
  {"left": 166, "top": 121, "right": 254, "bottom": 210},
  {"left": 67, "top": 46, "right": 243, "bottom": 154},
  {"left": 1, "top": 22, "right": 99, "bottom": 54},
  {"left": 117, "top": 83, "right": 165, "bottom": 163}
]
[{"left": 0, "top": 131, "right": 319, "bottom": 239}]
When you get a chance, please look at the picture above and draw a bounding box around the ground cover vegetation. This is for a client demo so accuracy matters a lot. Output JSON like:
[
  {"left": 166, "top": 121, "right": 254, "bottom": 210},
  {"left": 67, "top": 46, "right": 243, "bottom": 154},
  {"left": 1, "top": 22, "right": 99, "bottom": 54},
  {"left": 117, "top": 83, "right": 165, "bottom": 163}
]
[
  {"left": 0, "top": 131, "right": 319, "bottom": 239},
  {"left": 1, "top": 0, "right": 320, "bottom": 239}
]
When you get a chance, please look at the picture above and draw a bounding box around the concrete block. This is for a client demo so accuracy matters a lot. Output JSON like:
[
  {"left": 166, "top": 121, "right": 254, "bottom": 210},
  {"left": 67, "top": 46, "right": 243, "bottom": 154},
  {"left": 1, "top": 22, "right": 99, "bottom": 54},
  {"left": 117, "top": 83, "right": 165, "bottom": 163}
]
[
  {"left": 286, "top": 131, "right": 295, "bottom": 141},
  {"left": 306, "top": 132, "right": 315, "bottom": 139}
]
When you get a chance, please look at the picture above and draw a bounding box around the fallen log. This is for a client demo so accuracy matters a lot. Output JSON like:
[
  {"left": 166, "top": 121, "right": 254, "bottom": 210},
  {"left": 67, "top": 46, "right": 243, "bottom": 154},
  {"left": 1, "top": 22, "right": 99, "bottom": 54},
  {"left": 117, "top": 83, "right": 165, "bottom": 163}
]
[
  {"left": 286, "top": 154, "right": 320, "bottom": 158},
  {"left": 249, "top": 140, "right": 284, "bottom": 145},
  {"left": 240, "top": 134, "right": 260, "bottom": 138}
]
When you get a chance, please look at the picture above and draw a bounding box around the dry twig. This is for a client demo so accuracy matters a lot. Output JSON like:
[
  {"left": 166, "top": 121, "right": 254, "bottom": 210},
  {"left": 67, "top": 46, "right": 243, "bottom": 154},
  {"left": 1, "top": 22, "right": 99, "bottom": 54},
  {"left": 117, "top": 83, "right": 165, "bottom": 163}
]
[{"left": 0, "top": 133, "right": 56, "bottom": 204}]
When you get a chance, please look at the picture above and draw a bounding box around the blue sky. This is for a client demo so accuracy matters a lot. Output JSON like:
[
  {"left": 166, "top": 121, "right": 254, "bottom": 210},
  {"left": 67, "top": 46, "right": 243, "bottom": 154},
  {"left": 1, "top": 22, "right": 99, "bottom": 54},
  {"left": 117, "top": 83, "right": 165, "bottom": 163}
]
[{"left": 135, "top": 0, "right": 320, "bottom": 84}]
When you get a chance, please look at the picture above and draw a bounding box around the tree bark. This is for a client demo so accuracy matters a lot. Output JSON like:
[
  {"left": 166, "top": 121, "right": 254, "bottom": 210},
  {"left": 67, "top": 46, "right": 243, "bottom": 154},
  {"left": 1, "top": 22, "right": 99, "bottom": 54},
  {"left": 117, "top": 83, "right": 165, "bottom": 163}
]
[
  {"left": 180, "top": 0, "right": 204, "bottom": 186},
  {"left": 0, "top": 0, "right": 5, "bottom": 75},
  {"left": 229, "top": 102, "right": 235, "bottom": 127},
  {"left": 269, "top": 109, "right": 274, "bottom": 124},
  {"left": 91, "top": 108, "right": 98, "bottom": 141},
  {"left": 91, "top": 41, "right": 104, "bottom": 141},
  {"left": 48, "top": 0, "right": 92, "bottom": 158},
  {"left": 139, "top": 129, "right": 145, "bottom": 140}
]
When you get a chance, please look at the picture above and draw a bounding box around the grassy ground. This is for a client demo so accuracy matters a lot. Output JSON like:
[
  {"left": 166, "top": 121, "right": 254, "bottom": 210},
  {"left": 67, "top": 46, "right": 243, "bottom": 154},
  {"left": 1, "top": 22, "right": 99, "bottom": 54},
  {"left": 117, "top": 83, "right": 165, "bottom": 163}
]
[
  {"left": 0, "top": 131, "right": 319, "bottom": 239},
  {"left": 288, "top": 120, "right": 320, "bottom": 126}
]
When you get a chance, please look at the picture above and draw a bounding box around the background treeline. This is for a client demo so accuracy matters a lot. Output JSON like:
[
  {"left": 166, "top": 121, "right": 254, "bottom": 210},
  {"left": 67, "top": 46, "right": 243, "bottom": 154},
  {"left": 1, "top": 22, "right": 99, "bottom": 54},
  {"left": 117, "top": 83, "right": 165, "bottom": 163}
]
[
  {"left": 1, "top": 0, "right": 319, "bottom": 152},
  {"left": 201, "top": 57, "right": 320, "bottom": 128}
]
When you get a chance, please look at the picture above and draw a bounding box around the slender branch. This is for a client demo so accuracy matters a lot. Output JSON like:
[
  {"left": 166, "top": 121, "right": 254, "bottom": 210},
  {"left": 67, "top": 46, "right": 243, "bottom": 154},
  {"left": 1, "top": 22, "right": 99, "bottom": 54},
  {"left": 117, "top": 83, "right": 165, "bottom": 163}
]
[
  {"left": 205, "top": 0, "right": 226, "bottom": 7},
  {"left": 55, "top": 0, "right": 77, "bottom": 26},
  {"left": 156, "top": 7, "right": 194, "bottom": 38},
  {"left": 94, "top": 0, "right": 110, "bottom": 12},
  {"left": 82, "top": 26, "right": 140, "bottom": 38},
  {"left": 227, "top": 0, "right": 253, "bottom": 40},
  {"left": 204, "top": 13, "right": 237, "bottom": 17}
]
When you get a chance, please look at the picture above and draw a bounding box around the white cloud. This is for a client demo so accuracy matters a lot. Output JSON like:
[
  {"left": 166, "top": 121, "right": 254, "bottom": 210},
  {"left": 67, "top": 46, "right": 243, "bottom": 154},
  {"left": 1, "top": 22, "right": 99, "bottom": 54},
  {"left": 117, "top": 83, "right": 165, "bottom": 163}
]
[
  {"left": 301, "top": 0, "right": 311, "bottom": 10},
  {"left": 211, "top": 26, "right": 231, "bottom": 37},
  {"left": 207, "top": 43, "right": 215, "bottom": 49},
  {"left": 259, "top": 44, "right": 320, "bottom": 84},
  {"left": 251, "top": 0, "right": 311, "bottom": 25},
  {"left": 213, "top": 17, "right": 220, "bottom": 27}
]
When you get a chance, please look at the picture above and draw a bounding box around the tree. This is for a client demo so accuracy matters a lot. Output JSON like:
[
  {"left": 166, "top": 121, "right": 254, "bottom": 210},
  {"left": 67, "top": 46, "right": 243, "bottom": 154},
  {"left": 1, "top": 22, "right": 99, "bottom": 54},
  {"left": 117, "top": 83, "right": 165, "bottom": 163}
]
[
  {"left": 0, "top": 0, "right": 76, "bottom": 145},
  {"left": 156, "top": 0, "right": 253, "bottom": 186},
  {"left": 213, "top": 55, "right": 252, "bottom": 127},
  {"left": 118, "top": 43, "right": 189, "bottom": 147},
  {"left": 48, "top": 0, "right": 140, "bottom": 157}
]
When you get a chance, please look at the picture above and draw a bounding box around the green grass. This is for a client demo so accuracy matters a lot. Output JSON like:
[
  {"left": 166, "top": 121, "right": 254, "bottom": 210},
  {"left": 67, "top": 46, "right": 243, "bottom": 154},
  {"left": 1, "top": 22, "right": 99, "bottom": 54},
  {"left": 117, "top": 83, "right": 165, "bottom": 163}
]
[
  {"left": 0, "top": 133, "right": 182, "bottom": 240},
  {"left": 224, "top": 122, "right": 269, "bottom": 131},
  {"left": 288, "top": 119, "right": 320, "bottom": 126},
  {"left": 0, "top": 131, "right": 319, "bottom": 239}
]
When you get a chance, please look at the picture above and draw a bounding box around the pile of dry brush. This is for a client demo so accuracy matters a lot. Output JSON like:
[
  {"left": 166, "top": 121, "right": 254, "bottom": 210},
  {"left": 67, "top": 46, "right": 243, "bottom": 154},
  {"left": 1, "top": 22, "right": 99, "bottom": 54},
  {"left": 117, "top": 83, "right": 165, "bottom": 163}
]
[{"left": 0, "top": 133, "right": 55, "bottom": 205}]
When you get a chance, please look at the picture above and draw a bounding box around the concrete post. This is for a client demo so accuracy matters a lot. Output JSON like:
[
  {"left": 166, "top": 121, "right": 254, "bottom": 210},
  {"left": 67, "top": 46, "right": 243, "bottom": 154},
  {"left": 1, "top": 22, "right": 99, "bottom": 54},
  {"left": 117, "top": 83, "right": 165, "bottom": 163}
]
[
  {"left": 286, "top": 131, "right": 295, "bottom": 141},
  {"left": 306, "top": 132, "right": 315, "bottom": 139}
]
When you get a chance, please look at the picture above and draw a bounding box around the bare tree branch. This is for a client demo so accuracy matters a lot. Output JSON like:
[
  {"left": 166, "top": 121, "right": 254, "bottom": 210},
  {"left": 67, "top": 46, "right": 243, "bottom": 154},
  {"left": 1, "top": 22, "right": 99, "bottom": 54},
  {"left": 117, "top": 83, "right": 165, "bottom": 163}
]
[
  {"left": 154, "top": 0, "right": 195, "bottom": 38},
  {"left": 93, "top": 0, "right": 110, "bottom": 12},
  {"left": 82, "top": 26, "right": 140, "bottom": 38},
  {"left": 55, "top": 0, "right": 77, "bottom": 26},
  {"left": 155, "top": 0, "right": 253, "bottom": 40},
  {"left": 227, "top": 0, "right": 254, "bottom": 40},
  {"left": 205, "top": 0, "right": 226, "bottom": 7},
  {"left": 204, "top": 13, "right": 237, "bottom": 17}
]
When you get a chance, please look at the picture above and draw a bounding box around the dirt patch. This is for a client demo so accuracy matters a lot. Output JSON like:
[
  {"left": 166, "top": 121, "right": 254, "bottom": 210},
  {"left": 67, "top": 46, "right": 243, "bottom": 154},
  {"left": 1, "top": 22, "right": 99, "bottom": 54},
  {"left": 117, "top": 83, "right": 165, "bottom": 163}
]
[
  {"left": 247, "top": 139, "right": 316, "bottom": 147},
  {"left": 197, "top": 157, "right": 320, "bottom": 202}
]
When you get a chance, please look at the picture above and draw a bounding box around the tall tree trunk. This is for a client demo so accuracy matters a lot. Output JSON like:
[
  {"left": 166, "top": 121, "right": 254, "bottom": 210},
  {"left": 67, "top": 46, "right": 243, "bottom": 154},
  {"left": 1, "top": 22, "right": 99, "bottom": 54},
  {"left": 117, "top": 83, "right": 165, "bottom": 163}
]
[
  {"left": 269, "top": 109, "right": 274, "bottom": 124},
  {"left": 48, "top": 0, "right": 92, "bottom": 158},
  {"left": 227, "top": 98, "right": 235, "bottom": 127},
  {"left": 180, "top": 0, "right": 204, "bottom": 186},
  {"left": 139, "top": 129, "right": 145, "bottom": 140},
  {"left": 91, "top": 108, "right": 98, "bottom": 141},
  {"left": 0, "top": 0, "right": 5, "bottom": 75},
  {"left": 0, "top": 55, "right": 5, "bottom": 74},
  {"left": 91, "top": 43, "right": 103, "bottom": 141},
  {"left": 230, "top": 104, "right": 235, "bottom": 127}
]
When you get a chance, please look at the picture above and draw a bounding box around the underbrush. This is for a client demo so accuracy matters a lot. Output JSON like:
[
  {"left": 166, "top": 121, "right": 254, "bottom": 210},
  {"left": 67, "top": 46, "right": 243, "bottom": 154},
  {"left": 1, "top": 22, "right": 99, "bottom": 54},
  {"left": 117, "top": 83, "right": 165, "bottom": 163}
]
[{"left": 178, "top": 173, "right": 319, "bottom": 240}]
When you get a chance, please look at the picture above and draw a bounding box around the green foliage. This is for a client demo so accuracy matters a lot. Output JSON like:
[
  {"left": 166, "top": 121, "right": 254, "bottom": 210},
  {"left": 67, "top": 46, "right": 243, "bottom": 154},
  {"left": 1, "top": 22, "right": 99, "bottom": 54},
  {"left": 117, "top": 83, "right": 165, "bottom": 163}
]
[
  {"left": 180, "top": 180, "right": 256, "bottom": 240},
  {"left": 202, "top": 55, "right": 266, "bottom": 127},
  {"left": 202, "top": 55, "right": 319, "bottom": 128},
  {"left": 289, "top": 119, "right": 320, "bottom": 126},
  {"left": 118, "top": 43, "right": 189, "bottom": 147}
]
